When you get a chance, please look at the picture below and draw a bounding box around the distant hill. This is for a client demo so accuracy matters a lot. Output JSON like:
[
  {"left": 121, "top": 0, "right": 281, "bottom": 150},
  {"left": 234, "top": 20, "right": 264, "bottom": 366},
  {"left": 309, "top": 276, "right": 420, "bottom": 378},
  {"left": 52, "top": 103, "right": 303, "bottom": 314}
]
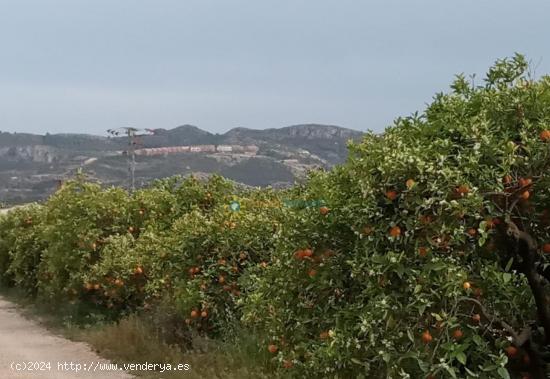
[{"left": 0, "top": 124, "right": 364, "bottom": 204}]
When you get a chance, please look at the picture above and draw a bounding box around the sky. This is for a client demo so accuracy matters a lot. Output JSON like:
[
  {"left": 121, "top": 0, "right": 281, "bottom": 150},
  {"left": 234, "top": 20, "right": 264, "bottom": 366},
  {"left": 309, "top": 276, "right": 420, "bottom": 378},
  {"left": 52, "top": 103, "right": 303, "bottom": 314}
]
[{"left": 0, "top": 0, "right": 549, "bottom": 136}]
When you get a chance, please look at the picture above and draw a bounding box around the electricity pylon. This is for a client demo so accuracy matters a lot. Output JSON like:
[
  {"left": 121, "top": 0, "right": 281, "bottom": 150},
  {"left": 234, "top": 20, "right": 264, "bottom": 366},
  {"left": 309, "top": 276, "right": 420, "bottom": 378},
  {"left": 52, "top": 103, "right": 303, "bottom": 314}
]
[{"left": 107, "top": 127, "right": 154, "bottom": 192}]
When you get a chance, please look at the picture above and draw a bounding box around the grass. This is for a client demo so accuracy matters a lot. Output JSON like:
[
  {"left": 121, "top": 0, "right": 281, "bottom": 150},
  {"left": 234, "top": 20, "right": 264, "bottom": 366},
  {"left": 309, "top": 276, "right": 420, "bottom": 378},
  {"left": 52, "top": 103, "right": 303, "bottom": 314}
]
[{"left": 0, "top": 286, "right": 279, "bottom": 379}]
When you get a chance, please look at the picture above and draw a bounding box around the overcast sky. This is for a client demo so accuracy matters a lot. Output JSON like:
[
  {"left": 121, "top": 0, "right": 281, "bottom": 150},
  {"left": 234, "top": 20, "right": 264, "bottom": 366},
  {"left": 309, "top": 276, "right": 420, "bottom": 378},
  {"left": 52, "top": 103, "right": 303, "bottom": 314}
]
[{"left": 0, "top": 0, "right": 549, "bottom": 135}]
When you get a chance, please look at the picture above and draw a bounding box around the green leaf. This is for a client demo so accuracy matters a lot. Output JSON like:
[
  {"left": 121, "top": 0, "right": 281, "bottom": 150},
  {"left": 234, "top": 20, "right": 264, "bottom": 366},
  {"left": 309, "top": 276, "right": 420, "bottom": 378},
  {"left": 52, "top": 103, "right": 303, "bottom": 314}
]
[
  {"left": 497, "top": 367, "right": 510, "bottom": 379},
  {"left": 456, "top": 352, "right": 467, "bottom": 365}
]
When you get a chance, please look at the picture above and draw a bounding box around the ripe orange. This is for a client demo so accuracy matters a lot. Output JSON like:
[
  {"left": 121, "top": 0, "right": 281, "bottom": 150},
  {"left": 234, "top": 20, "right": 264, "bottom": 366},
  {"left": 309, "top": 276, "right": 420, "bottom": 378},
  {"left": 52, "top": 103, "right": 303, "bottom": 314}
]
[
  {"left": 467, "top": 228, "right": 477, "bottom": 237},
  {"left": 114, "top": 279, "right": 124, "bottom": 287},
  {"left": 389, "top": 226, "right": 401, "bottom": 238},
  {"left": 385, "top": 190, "right": 398, "bottom": 201},
  {"left": 519, "top": 177, "right": 532, "bottom": 188},
  {"left": 134, "top": 266, "right": 143, "bottom": 275},
  {"left": 421, "top": 330, "right": 433, "bottom": 344},
  {"left": 540, "top": 129, "right": 550, "bottom": 142},
  {"left": 543, "top": 243, "right": 550, "bottom": 254},
  {"left": 463, "top": 281, "right": 471, "bottom": 290},
  {"left": 319, "top": 206, "right": 330, "bottom": 215},
  {"left": 302, "top": 248, "right": 313, "bottom": 258},
  {"left": 201, "top": 310, "right": 208, "bottom": 318},
  {"left": 418, "top": 247, "right": 428, "bottom": 257},
  {"left": 520, "top": 190, "right": 530, "bottom": 200},
  {"left": 471, "top": 313, "right": 481, "bottom": 324},
  {"left": 505, "top": 345, "right": 518, "bottom": 358},
  {"left": 190, "top": 310, "right": 199, "bottom": 319},
  {"left": 268, "top": 344, "right": 278, "bottom": 354},
  {"left": 452, "top": 329, "right": 464, "bottom": 340},
  {"left": 218, "top": 275, "right": 226, "bottom": 284},
  {"left": 456, "top": 184, "right": 470, "bottom": 196},
  {"left": 93, "top": 283, "right": 100, "bottom": 290},
  {"left": 406, "top": 178, "right": 415, "bottom": 189}
]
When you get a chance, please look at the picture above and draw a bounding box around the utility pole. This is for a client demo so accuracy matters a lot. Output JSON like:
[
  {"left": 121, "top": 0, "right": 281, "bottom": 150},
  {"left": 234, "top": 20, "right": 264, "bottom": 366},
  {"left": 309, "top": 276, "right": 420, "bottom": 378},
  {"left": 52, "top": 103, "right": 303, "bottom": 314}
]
[{"left": 107, "top": 127, "right": 153, "bottom": 193}]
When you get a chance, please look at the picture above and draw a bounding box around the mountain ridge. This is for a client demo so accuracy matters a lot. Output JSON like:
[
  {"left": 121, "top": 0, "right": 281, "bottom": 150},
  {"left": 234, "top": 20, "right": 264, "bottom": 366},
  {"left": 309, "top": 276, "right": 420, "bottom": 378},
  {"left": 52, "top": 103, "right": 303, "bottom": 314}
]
[{"left": 0, "top": 124, "right": 364, "bottom": 205}]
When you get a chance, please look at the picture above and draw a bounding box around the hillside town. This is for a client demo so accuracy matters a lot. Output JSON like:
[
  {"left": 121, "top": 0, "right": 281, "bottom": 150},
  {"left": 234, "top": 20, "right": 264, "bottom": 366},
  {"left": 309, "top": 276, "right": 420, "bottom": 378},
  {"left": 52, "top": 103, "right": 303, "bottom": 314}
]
[{"left": 133, "top": 144, "right": 259, "bottom": 156}]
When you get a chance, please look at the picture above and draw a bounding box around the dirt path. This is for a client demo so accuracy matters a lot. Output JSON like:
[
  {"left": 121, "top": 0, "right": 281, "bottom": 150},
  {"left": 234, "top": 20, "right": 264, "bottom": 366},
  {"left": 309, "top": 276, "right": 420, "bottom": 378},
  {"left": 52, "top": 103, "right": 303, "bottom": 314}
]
[{"left": 0, "top": 296, "right": 133, "bottom": 379}]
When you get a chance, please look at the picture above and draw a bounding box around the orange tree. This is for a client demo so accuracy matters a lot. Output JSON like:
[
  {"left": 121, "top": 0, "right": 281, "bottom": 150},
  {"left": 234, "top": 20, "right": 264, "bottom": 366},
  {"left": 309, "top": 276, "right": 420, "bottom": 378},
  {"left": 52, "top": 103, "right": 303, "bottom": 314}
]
[
  {"left": 242, "top": 55, "right": 550, "bottom": 378},
  {"left": 0, "top": 204, "right": 46, "bottom": 294}
]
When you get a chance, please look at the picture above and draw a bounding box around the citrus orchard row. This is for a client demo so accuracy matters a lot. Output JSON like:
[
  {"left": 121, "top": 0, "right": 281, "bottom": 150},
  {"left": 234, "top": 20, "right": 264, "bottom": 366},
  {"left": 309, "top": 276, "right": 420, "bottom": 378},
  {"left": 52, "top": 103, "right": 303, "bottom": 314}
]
[{"left": 1, "top": 55, "right": 550, "bottom": 378}]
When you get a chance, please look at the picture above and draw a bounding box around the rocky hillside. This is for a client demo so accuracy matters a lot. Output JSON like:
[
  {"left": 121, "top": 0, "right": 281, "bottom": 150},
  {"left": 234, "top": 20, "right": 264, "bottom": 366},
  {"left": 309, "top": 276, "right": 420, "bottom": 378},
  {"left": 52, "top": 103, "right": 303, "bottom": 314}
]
[{"left": 0, "top": 124, "right": 363, "bottom": 204}]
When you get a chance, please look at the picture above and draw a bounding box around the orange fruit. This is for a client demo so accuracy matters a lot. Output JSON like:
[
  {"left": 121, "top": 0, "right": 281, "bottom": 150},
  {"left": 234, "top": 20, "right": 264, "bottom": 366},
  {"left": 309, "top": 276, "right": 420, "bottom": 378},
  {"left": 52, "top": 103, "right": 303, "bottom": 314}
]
[
  {"left": 319, "top": 206, "right": 330, "bottom": 215},
  {"left": 463, "top": 281, "right": 471, "bottom": 290},
  {"left": 268, "top": 344, "right": 278, "bottom": 354},
  {"left": 543, "top": 243, "right": 550, "bottom": 254},
  {"left": 467, "top": 228, "right": 477, "bottom": 237},
  {"left": 421, "top": 330, "right": 433, "bottom": 344},
  {"left": 128, "top": 226, "right": 135, "bottom": 233},
  {"left": 471, "top": 313, "right": 481, "bottom": 324},
  {"left": 302, "top": 249, "right": 313, "bottom": 258},
  {"left": 134, "top": 266, "right": 143, "bottom": 275},
  {"left": 406, "top": 178, "right": 415, "bottom": 189},
  {"left": 389, "top": 226, "right": 401, "bottom": 238},
  {"left": 190, "top": 310, "right": 199, "bottom": 319},
  {"left": 218, "top": 275, "right": 226, "bottom": 284},
  {"left": 456, "top": 184, "right": 469, "bottom": 196},
  {"left": 519, "top": 177, "right": 532, "bottom": 188},
  {"left": 520, "top": 190, "right": 530, "bottom": 200},
  {"left": 418, "top": 247, "right": 428, "bottom": 257},
  {"left": 505, "top": 345, "right": 518, "bottom": 358},
  {"left": 308, "top": 269, "right": 317, "bottom": 278},
  {"left": 294, "top": 250, "right": 305, "bottom": 259},
  {"left": 452, "top": 329, "right": 464, "bottom": 340},
  {"left": 385, "top": 190, "right": 398, "bottom": 201},
  {"left": 201, "top": 310, "right": 208, "bottom": 318},
  {"left": 540, "top": 129, "right": 550, "bottom": 142}
]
